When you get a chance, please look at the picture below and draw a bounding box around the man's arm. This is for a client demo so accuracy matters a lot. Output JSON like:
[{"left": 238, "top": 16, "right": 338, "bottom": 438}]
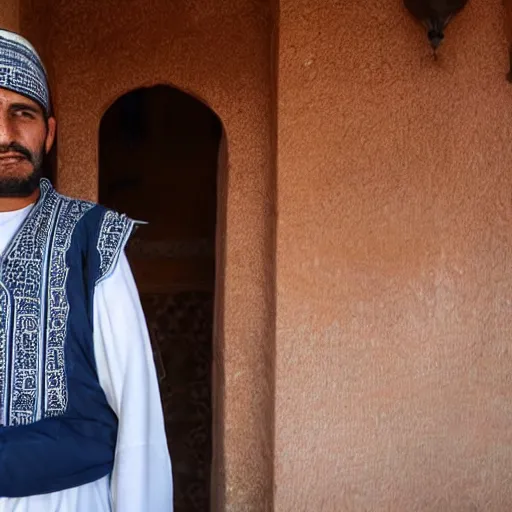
[{"left": 92, "top": 251, "right": 173, "bottom": 511}]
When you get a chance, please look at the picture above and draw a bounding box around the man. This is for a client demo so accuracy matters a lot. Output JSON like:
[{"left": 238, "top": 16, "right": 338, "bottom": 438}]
[{"left": 0, "top": 29, "right": 173, "bottom": 511}]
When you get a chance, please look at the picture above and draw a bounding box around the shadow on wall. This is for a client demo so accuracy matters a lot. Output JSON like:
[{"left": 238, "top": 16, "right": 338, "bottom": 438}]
[{"left": 99, "top": 85, "right": 223, "bottom": 512}]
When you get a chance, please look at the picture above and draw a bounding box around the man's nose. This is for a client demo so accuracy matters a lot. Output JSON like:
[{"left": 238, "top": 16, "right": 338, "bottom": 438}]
[{"left": 0, "top": 112, "right": 16, "bottom": 147}]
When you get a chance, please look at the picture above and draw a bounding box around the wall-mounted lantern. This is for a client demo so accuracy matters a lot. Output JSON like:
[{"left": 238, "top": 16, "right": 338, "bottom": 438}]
[{"left": 404, "top": 0, "right": 469, "bottom": 58}]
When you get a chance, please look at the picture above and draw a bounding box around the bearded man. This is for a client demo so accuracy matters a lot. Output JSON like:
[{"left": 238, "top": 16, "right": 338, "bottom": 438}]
[{"left": 0, "top": 29, "right": 173, "bottom": 511}]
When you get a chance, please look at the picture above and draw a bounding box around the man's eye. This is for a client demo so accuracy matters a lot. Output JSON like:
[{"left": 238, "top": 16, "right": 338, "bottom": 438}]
[{"left": 14, "top": 110, "right": 35, "bottom": 119}]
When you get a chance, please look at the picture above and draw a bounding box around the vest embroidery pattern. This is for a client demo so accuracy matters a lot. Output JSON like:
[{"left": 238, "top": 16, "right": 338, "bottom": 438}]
[{"left": 0, "top": 181, "right": 94, "bottom": 426}]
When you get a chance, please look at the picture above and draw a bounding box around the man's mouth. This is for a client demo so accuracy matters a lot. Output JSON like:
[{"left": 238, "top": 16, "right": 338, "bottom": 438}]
[{"left": 0, "top": 153, "right": 28, "bottom": 164}]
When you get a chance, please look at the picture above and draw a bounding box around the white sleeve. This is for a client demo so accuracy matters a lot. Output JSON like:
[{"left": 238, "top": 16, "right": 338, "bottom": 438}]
[{"left": 92, "top": 251, "right": 173, "bottom": 512}]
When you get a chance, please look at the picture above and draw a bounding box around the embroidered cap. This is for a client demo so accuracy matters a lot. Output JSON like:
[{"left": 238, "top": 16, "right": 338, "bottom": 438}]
[{"left": 0, "top": 29, "right": 50, "bottom": 115}]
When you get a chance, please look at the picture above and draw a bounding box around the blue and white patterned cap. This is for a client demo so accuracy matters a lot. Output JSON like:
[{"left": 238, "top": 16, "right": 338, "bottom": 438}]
[{"left": 0, "top": 30, "right": 50, "bottom": 115}]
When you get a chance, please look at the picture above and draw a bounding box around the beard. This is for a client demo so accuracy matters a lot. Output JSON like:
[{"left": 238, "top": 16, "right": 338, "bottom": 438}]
[{"left": 0, "top": 141, "right": 45, "bottom": 197}]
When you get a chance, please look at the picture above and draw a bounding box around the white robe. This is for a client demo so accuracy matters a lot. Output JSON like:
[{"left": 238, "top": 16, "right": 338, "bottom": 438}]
[{"left": 0, "top": 204, "right": 173, "bottom": 512}]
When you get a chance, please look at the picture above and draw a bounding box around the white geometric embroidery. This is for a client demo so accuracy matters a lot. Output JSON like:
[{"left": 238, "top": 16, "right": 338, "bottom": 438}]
[
  {"left": 0, "top": 180, "right": 93, "bottom": 426},
  {"left": 97, "top": 210, "right": 134, "bottom": 283},
  {"left": 0, "top": 282, "right": 10, "bottom": 426},
  {"left": 45, "top": 199, "right": 94, "bottom": 416}
]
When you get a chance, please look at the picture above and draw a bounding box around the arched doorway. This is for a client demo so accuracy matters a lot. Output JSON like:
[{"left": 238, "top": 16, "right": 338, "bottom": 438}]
[{"left": 99, "top": 85, "right": 222, "bottom": 512}]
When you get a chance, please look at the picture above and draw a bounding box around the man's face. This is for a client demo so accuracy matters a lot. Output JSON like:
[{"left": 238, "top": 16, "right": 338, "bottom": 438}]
[{"left": 0, "top": 88, "right": 56, "bottom": 197}]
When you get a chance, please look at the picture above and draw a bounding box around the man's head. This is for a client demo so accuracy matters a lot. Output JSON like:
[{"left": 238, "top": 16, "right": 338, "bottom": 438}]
[{"left": 0, "top": 30, "right": 55, "bottom": 198}]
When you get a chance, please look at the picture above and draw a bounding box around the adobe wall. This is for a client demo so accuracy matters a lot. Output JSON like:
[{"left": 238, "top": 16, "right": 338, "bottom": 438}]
[{"left": 275, "top": 0, "right": 512, "bottom": 509}]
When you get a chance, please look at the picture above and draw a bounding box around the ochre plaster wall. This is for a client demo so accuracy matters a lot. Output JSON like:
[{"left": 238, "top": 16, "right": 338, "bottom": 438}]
[
  {"left": 275, "top": 0, "right": 512, "bottom": 509},
  {"left": 0, "top": 0, "right": 19, "bottom": 32},
  {"left": 18, "top": 1, "right": 276, "bottom": 510}
]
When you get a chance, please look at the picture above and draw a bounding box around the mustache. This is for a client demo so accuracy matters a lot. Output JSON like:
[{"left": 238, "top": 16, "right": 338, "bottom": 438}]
[{"left": 0, "top": 143, "right": 33, "bottom": 163}]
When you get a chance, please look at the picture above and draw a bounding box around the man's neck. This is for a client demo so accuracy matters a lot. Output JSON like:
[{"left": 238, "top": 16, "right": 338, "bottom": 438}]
[{"left": 0, "top": 188, "right": 40, "bottom": 212}]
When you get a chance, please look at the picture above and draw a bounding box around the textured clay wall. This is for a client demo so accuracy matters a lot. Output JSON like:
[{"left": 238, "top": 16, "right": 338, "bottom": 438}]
[
  {"left": 276, "top": 0, "right": 512, "bottom": 510},
  {"left": 0, "top": 0, "right": 18, "bottom": 32},
  {"left": 19, "top": 1, "right": 275, "bottom": 511}
]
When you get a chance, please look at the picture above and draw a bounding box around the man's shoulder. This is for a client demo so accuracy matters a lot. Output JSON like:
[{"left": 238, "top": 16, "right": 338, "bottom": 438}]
[
  {"left": 54, "top": 189, "right": 98, "bottom": 212},
  {"left": 44, "top": 180, "right": 132, "bottom": 223},
  {"left": 54, "top": 189, "right": 126, "bottom": 224},
  {"left": 45, "top": 180, "right": 141, "bottom": 242}
]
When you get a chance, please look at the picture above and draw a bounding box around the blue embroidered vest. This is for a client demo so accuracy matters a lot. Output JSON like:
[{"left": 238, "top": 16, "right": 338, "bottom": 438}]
[{"left": 0, "top": 179, "right": 136, "bottom": 497}]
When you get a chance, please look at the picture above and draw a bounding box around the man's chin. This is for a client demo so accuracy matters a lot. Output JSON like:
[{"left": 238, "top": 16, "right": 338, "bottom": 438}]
[{"left": 0, "top": 170, "right": 43, "bottom": 198}]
